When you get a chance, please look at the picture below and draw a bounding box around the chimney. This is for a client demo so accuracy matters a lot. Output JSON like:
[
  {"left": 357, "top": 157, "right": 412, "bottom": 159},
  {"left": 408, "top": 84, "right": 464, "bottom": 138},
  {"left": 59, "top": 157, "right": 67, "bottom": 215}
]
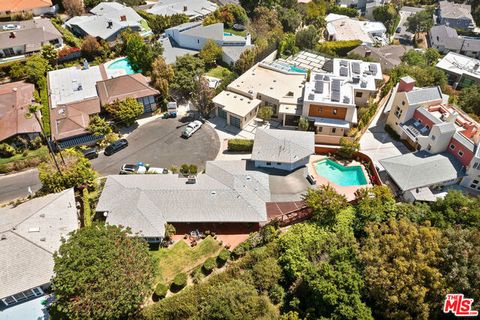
[
  {"left": 120, "top": 15, "right": 126, "bottom": 22},
  {"left": 186, "top": 175, "right": 196, "bottom": 184},
  {"left": 183, "top": 5, "right": 187, "bottom": 11},
  {"left": 398, "top": 76, "right": 416, "bottom": 93},
  {"left": 365, "top": 50, "right": 372, "bottom": 57}
]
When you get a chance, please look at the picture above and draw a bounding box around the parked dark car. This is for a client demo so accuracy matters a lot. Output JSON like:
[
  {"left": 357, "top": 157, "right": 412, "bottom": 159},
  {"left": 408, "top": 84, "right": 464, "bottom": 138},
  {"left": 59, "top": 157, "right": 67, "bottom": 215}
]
[
  {"left": 162, "top": 111, "right": 177, "bottom": 119},
  {"left": 104, "top": 139, "right": 128, "bottom": 156},
  {"left": 82, "top": 147, "right": 99, "bottom": 159}
]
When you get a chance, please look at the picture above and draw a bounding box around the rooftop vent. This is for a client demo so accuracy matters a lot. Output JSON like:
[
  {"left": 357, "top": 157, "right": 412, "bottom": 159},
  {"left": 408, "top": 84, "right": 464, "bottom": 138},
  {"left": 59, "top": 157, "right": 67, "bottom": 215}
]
[
  {"left": 246, "top": 176, "right": 251, "bottom": 181},
  {"left": 210, "top": 191, "right": 217, "bottom": 195},
  {"left": 28, "top": 227, "right": 40, "bottom": 233},
  {"left": 0, "top": 234, "right": 6, "bottom": 240},
  {"left": 186, "top": 175, "right": 196, "bottom": 184},
  {"left": 40, "top": 237, "right": 46, "bottom": 242},
  {"left": 40, "top": 213, "right": 45, "bottom": 218}
]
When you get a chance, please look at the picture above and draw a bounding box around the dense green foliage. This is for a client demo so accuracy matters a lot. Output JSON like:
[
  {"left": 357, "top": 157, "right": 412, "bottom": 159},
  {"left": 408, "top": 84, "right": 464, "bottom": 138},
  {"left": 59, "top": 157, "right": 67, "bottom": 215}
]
[
  {"left": 138, "top": 11, "right": 189, "bottom": 34},
  {"left": 82, "top": 188, "right": 92, "bottom": 227},
  {"left": 203, "top": 4, "right": 248, "bottom": 28},
  {"left": 199, "top": 39, "right": 223, "bottom": 66},
  {"left": 50, "top": 224, "right": 156, "bottom": 320},
  {"left": 154, "top": 283, "right": 169, "bottom": 300},
  {"left": 217, "top": 249, "right": 230, "bottom": 266},
  {"left": 406, "top": 9, "right": 434, "bottom": 34},
  {"left": 458, "top": 85, "right": 480, "bottom": 115},
  {"left": 171, "top": 55, "right": 206, "bottom": 97},
  {"left": 105, "top": 97, "right": 144, "bottom": 126},
  {"left": 316, "top": 40, "right": 362, "bottom": 57},
  {"left": 202, "top": 257, "right": 216, "bottom": 274},
  {"left": 227, "top": 139, "right": 254, "bottom": 152},
  {"left": 257, "top": 105, "right": 274, "bottom": 122},
  {"left": 303, "top": 185, "right": 349, "bottom": 225},
  {"left": 171, "top": 273, "right": 188, "bottom": 292},
  {"left": 295, "top": 26, "right": 319, "bottom": 50},
  {"left": 338, "top": 137, "right": 359, "bottom": 159},
  {"left": 38, "top": 149, "right": 97, "bottom": 193},
  {"left": 373, "top": 4, "right": 399, "bottom": 34},
  {"left": 329, "top": 5, "right": 359, "bottom": 17},
  {"left": 151, "top": 57, "right": 174, "bottom": 100},
  {"left": 87, "top": 115, "right": 112, "bottom": 137},
  {"left": 121, "top": 31, "right": 163, "bottom": 73},
  {"left": 10, "top": 55, "right": 49, "bottom": 84}
]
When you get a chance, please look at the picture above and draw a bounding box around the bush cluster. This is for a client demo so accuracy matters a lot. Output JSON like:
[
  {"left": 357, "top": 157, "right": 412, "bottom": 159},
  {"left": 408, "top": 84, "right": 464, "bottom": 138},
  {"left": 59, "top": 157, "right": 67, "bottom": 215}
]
[
  {"left": 170, "top": 273, "right": 187, "bottom": 292},
  {"left": 0, "top": 143, "right": 16, "bottom": 158},
  {"left": 154, "top": 283, "right": 168, "bottom": 300},
  {"left": 227, "top": 139, "right": 254, "bottom": 152},
  {"left": 202, "top": 257, "right": 216, "bottom": 274},
  {"left": 216, "top": 249, "right": 230, "bottom": 267},
  {"left": 316, "top": 40, "right": 362, "bottom": 57}
]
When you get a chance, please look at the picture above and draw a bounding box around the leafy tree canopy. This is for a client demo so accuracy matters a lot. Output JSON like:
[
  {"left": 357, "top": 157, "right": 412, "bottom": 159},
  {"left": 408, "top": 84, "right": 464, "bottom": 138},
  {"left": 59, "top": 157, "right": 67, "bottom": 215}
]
[
  {"left": 406, "top": 9, "right": 434, "bottom": 34},
  {"left": 171, "top": 55, "right": 205, "bottom": 97},
  {"left": 151, "top": 57, "right": 174, "bottom": 99},
  {"left": 121, "top": 30, "right": 163, "bottom": 73},
  {"left": 303, "top": 185, "right": 349, "bottom": 225},
  {"left": 199, "top": 39, "right": 223, "bottom": 65},
  {"left": 105, "top": 97, "right": 144, "bottom": 126},
  {"left": 203, "top": 4, "right": 248, "bottom": 28},
  {"left": 50, "top": 224, "right": 156, "bottom": 320}
]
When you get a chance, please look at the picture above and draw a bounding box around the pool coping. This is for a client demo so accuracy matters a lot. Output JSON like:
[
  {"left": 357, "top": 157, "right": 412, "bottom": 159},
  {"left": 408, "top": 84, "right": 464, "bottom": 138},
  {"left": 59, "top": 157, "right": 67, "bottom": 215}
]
[
  {"left": 103, "top": 57, "right": 135, "bottom": 79},
  {"left": 307, "top": 155, "right": 372, "bottom": 201}
]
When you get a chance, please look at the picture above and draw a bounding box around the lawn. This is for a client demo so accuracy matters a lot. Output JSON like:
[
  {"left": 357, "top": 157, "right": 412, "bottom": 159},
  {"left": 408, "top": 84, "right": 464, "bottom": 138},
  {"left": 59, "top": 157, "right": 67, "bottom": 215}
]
[
  {"left": 224, "top": 28, "right": 247, "bottom": 37},
  {"left": 151, "top": 236, "right": 223, "bottom": 284},
  {"left": 0, "top": 146, "right": 48, "bottom": 165},
  {"left": 207, "top": 66, "right": 233, "bottom": 80}
]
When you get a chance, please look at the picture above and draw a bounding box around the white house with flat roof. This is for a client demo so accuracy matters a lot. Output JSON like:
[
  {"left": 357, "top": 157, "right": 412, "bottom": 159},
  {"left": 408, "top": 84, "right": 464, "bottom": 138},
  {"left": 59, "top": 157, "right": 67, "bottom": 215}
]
[
  {"left": 147, "top": 0, "right": 217, "bottom": 20},
  {"left": 325, "top": 14, "right": 387, "bottom": 46},
  {"left": 302, "top": 58, "right": 382, "bottom": 143},
  {"left": 436, "top": 52, "right": 480, "bottom": 88},
  {"left": 212, "top": 61, "right": 306, "bottom": 129},
  {"left": 0, "top": 189, "right": 78, "bottom": 316}
]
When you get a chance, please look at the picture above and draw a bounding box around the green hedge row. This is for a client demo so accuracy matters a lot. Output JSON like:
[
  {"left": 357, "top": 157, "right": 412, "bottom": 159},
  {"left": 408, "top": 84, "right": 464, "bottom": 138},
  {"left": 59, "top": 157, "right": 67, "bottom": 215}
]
[
  {"left": 316, "top": 40, "right": 362, "bottom": 57},
  {"left": 227, "top": 139, "right": 254, "bottom": 152},
  {"left": 51, "top": 18, "right": 83, "bottom": 48},
  {"left": 37, "top": 77, "right": 51, "bottom": 136}
]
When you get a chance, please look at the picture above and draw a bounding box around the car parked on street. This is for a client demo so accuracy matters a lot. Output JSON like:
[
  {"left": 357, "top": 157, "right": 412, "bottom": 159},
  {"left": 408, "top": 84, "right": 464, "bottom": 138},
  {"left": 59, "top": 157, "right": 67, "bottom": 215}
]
[
  {"left": 120, "top": 163, "right": 169, "bottom": 174},
  {"left": 182, "top": 120, "right": 202, "bottom": 138},
  {"left": 81, "top": 147, "right": 99, "bottom": 159},
  {"left": 104, "top": 139, "right": 128, "bottom": 156}
]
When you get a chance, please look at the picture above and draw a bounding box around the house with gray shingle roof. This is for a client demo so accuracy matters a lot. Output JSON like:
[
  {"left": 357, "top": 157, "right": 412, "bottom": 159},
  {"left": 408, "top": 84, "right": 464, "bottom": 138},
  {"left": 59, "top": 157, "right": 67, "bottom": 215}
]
[
  {"left": 429, "top": 25, "right": 480, "bottom": 58},
  {"left": 437, "top": 1, "right": 476, "bottom": 31},
  {"left": 147, "top": 0, "right": 217, "bottom": 20},
  {"left": 0, "top": 189, "right": 78, "bottom": 311},
  {"left": 96, "top": 160, "right": 271, "bottom": 242},
  {"left": 252, "top": 128, "right": 315, "bottom": 171},
  {"left": 161, "top": 21, "right": 251, "bottom": 65}
]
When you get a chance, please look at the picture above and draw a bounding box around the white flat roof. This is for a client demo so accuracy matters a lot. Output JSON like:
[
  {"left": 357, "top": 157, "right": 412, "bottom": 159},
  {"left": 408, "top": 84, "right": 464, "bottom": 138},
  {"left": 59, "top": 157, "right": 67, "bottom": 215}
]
[
  {"left": 312, "top": 117, "right": 350, "bottom": 128},
  {"left": 213, "top": 91, "right": 261, "bottom": 117},
  {"left": 436, "top": 51, "right": 480, "bottom": 79}
]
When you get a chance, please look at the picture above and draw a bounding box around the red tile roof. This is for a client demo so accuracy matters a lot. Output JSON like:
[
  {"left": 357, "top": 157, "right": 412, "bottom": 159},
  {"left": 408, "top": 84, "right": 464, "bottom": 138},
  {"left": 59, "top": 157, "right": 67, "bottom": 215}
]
[{"left": 0, "top": 0, "right": 52, "bottom": 13}]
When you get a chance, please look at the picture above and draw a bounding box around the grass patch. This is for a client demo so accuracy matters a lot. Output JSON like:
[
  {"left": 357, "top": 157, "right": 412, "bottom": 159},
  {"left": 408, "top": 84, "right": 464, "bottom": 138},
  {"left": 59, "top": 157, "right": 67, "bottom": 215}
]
[
  {"left": 224, "top": 28, "right": 247, "bottom": 37},
  {"left": 0, "top": 146, "right": 48, "bottom": 165},
  {"left": 206, "top": 66, "right": 233, "bottom": 79},
  {"left": 151, "top": 236, "right": 222, "bottom": 284}
]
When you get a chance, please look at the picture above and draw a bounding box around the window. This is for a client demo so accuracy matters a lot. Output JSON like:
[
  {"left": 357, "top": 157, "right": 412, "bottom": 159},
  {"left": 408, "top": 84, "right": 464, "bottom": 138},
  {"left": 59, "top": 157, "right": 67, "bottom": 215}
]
[
  {"left": 266, "top": 162, "right": 271, "bottom": 166},
  {"left": 331, "top": 127, "right": 337, "bottom": 134},
  {"left": 450, "top": 144, "right": 456, "bottom": 150},
  {"left": 317, "top": 126, "right": 323, "bottom": 133},
  {"left": 2, "top": 288, "right": 43, "bottom": 306},
  {"left": 355, "top": 92, "right": 363, "bottom": 98},
  {"left": 277, "top": 162, "right": 282, "bottom": 165},
  {"left": 459, "top": 150, "right": 464, "bottom": 157},
  {"left": 394, "top": 106, "right": 402, "bottom": 119},
  {"left": 474, "top": 162, "right": 479, "bottom": 169}
]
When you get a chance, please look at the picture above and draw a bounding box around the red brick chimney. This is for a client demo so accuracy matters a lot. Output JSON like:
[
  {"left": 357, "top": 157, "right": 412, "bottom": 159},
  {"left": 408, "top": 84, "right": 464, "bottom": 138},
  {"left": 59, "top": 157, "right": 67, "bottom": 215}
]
[{"left": 398, "top": 76, "right": 416, "bottom": 93}]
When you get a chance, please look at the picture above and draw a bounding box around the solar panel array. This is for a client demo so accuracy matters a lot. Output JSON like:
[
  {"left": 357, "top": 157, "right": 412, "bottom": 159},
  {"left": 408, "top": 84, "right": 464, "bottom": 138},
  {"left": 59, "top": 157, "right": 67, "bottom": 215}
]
[
  {"left": 369, "top": 64, "right": 378, "bottom": 74},
  {"left": 331, "top": 79, "right": 341, "bottom": 102},
  {"left": 314, "top": 80, "right": 324, "bottom": 93},
  {"left": 352, "top": 62, "right": 360, "bottom": 74},
  {"left": 339, "top": 67, "right": 348, "bottom": 77}
]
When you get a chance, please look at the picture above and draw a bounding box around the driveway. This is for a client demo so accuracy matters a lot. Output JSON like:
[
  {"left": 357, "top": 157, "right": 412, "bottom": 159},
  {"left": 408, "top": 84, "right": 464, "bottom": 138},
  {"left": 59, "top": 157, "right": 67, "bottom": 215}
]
[
  {"left": 0, "top": 117, "right": 220, "bottom": 204},
  {"left": 360, "top": 106, "right": 410, "bottom": 166},
  {"left": 395, "top": 6, "right": 425, "bottom": 45},
  {"left": 91, "top": 117, "right": 220, "bottom": 175}
]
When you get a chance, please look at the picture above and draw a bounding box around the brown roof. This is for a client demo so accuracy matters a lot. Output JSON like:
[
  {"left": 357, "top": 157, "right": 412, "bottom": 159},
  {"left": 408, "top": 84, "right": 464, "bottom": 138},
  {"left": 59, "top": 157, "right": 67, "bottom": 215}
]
[
  {"left": 96, "top": 74, "right": 159, "bottom": 106},
  {"left": 0, "top": 81, "right": 41, "bottom": 142},
  {"left": 0, "top": 19, "right": 62, "bottom": 52},
  {"left": 49, "top": 97, "right": 101, "bottom": 141},
  {"left": 0, "top": 0, "right": 52, "bottom": 13}
]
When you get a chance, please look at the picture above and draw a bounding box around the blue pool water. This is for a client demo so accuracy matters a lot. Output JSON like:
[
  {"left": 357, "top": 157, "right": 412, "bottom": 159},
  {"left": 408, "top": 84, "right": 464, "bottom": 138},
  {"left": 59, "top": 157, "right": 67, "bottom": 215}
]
[
  {"left": 106, "top": 58, "right": 136, "bottom": 75},
  {"left": 289, "top": 66, "right": 306, "bottom": 73},
  {"left": 224, "top": 32, "right": 233, "bottom": 36},
  {"left": 314, "top": 159, "right": 367, "bottom": 186}
]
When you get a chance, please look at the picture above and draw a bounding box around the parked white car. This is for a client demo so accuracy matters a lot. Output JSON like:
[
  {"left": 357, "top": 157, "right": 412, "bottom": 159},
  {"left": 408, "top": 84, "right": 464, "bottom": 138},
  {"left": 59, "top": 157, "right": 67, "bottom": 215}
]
[
  {"left": 182, "top": 120, "right": 203, "bottom": 138},
  {"left": 2, "top": 24, "right": 19, "bottom": 31},
  {"left": 120, "top": 164, "right": 168, "bottom": 174}
]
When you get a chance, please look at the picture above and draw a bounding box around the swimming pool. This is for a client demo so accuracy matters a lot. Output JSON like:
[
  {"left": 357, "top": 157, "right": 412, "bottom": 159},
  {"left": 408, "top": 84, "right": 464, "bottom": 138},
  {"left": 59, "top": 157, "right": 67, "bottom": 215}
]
[
  {"left": 105, "top": 58, "right": 136, "bottom": 76},
  {"left": 224, "top": 32, "right": 233, "bottom": 36},
  {"left": 314, "top": 159, "right": 367, "bottom": 186},
  {"left": 289, "top": 65, "right": 306, "bottom": 73}
]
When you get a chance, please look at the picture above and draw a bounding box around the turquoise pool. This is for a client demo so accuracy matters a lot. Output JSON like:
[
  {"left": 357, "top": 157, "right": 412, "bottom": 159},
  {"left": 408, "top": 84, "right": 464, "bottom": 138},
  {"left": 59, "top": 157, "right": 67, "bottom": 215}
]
[
  {"left": 224, "top": 32, "right": 233, "bottom": 36},
  {"left": 314, "top": 159, "right": 367, "bottom": 186},
  {"left": 289, "top": 65, "right": 306, "bottom": 73},
  {"left": 106, "top": 58, "right": 136, "bottom": 75}
]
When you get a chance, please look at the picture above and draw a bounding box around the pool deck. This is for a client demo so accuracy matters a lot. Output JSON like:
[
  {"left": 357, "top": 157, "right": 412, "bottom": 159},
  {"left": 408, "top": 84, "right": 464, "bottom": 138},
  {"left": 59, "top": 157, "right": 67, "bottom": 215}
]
[{"left": 307, "top": 155, "right": 372, "bottom": 201}]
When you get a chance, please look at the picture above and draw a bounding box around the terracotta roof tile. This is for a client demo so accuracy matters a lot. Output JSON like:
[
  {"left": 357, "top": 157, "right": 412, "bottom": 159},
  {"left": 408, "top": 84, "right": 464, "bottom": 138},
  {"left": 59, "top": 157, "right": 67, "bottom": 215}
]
[
  {"left": 0, "top": 0, "right": 52, "bottom": 12},
  {"left": 96, "top": 74, "right": 159, "bottom": 106}
]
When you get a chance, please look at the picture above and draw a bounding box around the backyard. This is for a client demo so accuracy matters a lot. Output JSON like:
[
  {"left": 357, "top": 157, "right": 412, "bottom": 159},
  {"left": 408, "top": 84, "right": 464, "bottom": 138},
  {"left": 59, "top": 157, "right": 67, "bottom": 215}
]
[
  {"left": 206, "top": 66, "right": 233, "bottom": 80},
  {"left": 151, "top": 236, "right": 223, "bottom": 284},
  {"left": 0, "top": 146, "right": 48, "bottom": 173}
]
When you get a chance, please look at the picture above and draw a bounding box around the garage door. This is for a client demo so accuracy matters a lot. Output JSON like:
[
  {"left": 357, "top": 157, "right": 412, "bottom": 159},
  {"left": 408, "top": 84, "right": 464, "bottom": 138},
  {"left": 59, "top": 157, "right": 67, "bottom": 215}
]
[
  {"left": 230, "top": 115, "right": 241, "bottom": 128},
  {"left": 218, "top": 108, "right": 227, "bottom": 119}
]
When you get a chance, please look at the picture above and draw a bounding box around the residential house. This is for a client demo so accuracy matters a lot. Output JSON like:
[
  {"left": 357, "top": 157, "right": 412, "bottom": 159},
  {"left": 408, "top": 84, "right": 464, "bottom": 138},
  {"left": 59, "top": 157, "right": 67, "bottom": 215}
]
[
  {"left": 429, "top": 25, "right": 480, "bottom": 58},
  {"left": 0, "top": 19, "right": 63, "bottom": 59},
  {"left": 212, "top": 60, "right": 306, "bottom": 129},
  {"left": 382, "top": 76, "right": 480, "bottom": 199},
  {"left": 96, "top": 74, "right": 160, "bottom": 113},
  {"left": 436, "top": 51, "right": 480, "bottom": 88},
  {"left": 0, "top": 189, "right": 78, "bottom": 316},
  {"left": 302, "top": 58, "right": 383, "bottom": 144},
  {"left": 437, "top": 0, "right": 476, "bottom": 31},
  {"left": 0, "top": 81, "right": 41, "bottom": 143},
  {"left": 252, "top": 128, "right": 314, "bottom": 171},
  {"left": 66, "top": 2, "right": 151, "bottom": 42},
  {"left": 146, "top": 0, "right": 217, "bottom": 20},
  {"left": 0, "top": 0, "right": 56, "bottom": 17},
  {"left": 348, "top": 45, "right": 407, "bottom": 71},
  {"left": 325, "top": 14, "right": 387, "bottom": 46},
  {"left": 96, "top": 128, "right": 315, "bottom": 242},
  {"left": 161, "top": 21, "right": 251, "bottom": 65}
]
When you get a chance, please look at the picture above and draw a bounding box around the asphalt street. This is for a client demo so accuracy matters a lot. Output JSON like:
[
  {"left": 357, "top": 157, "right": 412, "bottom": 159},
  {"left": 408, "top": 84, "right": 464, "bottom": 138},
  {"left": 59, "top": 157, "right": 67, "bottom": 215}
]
[{"left": 0, "top": 117, "right": 220, "bottom": 204}]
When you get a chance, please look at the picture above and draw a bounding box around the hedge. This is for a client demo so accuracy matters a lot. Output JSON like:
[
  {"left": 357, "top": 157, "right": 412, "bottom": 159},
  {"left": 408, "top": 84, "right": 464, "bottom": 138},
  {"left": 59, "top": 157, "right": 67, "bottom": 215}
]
[
  {"left": 154, "top": 283, "right": 168, "bottom": 299},
  {"left": 170, "top": 273, "right": 187, "bottom": 292},
  {"left": 329, "top": 5, "right": 359, "bottom": 17},
  {"left": 316, "top": 40, "right": 362, "bottom": 57},
  {"left": 202, "top": 257, "right": 216, "bottom": 274},
  {"left": 51, "top": 18, "right": 83, "bottom": 48},
  {"left": 37, "top": 77, "right": 51, "bottom": 136},
  {"left": 216, "top": 249, "right": 230, "bottom": 266},
  {"left": 82, "top": 188, "right": 92, "bottom": 227},
  {"left": 227, "top": 139, "right": 254, "bottom": 152}
]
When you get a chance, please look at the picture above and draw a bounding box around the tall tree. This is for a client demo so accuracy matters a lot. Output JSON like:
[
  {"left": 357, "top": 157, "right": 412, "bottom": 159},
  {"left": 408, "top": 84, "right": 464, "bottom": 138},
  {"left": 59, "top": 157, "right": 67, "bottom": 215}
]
[
  {"left": 41, "top": 44, "right": 58, "bottom": 67},
  {"left": 373, "top": 4, "right": 399, "bottom": 34},
  {"left": 191, "top": 77, "right": 215, "bottom": 118},
  {"left": 50, "top": 224, "right": 156, "bottom": 320},
  {"left": 278, "top": 8, "right": 302, "bottom": 33},
  {"left": 303, "top": 185, "right": 349, "bottom": 226},
  {"left": 278, "top": 33, "right": 299, "bottom": 56},
  {"left": 360, "top": 218, "right": 445, "bottom": 320},
  {"left": 295, "top": 26, "right": 319, "bottom": 50},
  {"left": 199, "top": 39, "right": 223, "bottom": 66},
  {"left": 122, "top": 31, "right": 163, "bottom": 73},
  {"left": 62, "top": 0, "right": 84, "bottom": 16},
  {"left": 105, "top": 97, "right": 144, "bottom": 126},
  {"left": 171, "top": 55, "right": 205, "bottom": 98},
  {"left": 457, "top": 85, "right": 480, "bottom": 115},
  {"left": 250, "top": 6, "right": 283, "bottom": 40},
  {"left": 81, "top": 36, "right": 102, "bottom": 61},
  {"left": 150, "top": 57, "right": 174, "bottom": 100},
  {"left": 354, "top": 185, "right": 396, "bottom": 235},
  {"left": 406, "top": 9, "right": 433, "bottom": 37},
  {"left": 10, "top": 55, "right": 50, "bottom": 83}
]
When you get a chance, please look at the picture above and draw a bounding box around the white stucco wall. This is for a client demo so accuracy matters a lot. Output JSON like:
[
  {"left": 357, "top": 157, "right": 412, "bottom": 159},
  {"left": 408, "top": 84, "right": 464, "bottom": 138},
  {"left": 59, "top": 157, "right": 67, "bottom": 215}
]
[{"left": 254, "top": 157, "right": 309, "bottom": 171}]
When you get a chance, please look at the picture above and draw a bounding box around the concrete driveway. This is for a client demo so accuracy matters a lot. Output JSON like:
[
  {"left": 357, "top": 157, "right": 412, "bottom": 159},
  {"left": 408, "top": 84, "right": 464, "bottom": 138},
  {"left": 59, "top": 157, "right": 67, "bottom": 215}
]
[
  {"left": 91, "top": 117, "right": 220, "bottom": 175},
  {"left": 360, "top": 108, "right": 410, "bottom": 166},
  {"left": 395, "top": 6, "right": 424, "bottom": 45}
]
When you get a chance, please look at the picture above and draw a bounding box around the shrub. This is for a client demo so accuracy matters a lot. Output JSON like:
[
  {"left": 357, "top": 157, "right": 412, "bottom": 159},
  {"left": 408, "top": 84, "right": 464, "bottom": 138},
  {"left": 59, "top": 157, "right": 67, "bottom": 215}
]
[
  {"left": 316, "top": 40, "right": 362, "bottom": 57},
  {"left": 180, "top": 164, "right": 190, "bottom": 175},
  {"left": 202, "top": 257, "right": 216, "bottom": 274},
  {"left": 329, "top": 5, "right": 358, "bottom": 17},
  {"left": 227, "top": 139, "right": 254, "bottom": 152},
  {"left": 191, "top": 267, "right": 204, "bottom": 284},
  {"left": 170, "top": 273, "right": 187, "bottom": 292},
  {"left": 29, "top": 136, "right": 43, "bottom": 150},
  {"left": 217, "top": 249, "right": 230, "bottom": 267},
  {"left": 154, "top": 283, "right": 168, "bottom": 300},
  {"left": 189, "top": 164, "right": 197, "bottom": 175},
  {"left": 268, "top": 284, "right": 285, "bottom": 304},
  {"left": 0, "top": 143, "right": 16, "bottom": 158}
]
